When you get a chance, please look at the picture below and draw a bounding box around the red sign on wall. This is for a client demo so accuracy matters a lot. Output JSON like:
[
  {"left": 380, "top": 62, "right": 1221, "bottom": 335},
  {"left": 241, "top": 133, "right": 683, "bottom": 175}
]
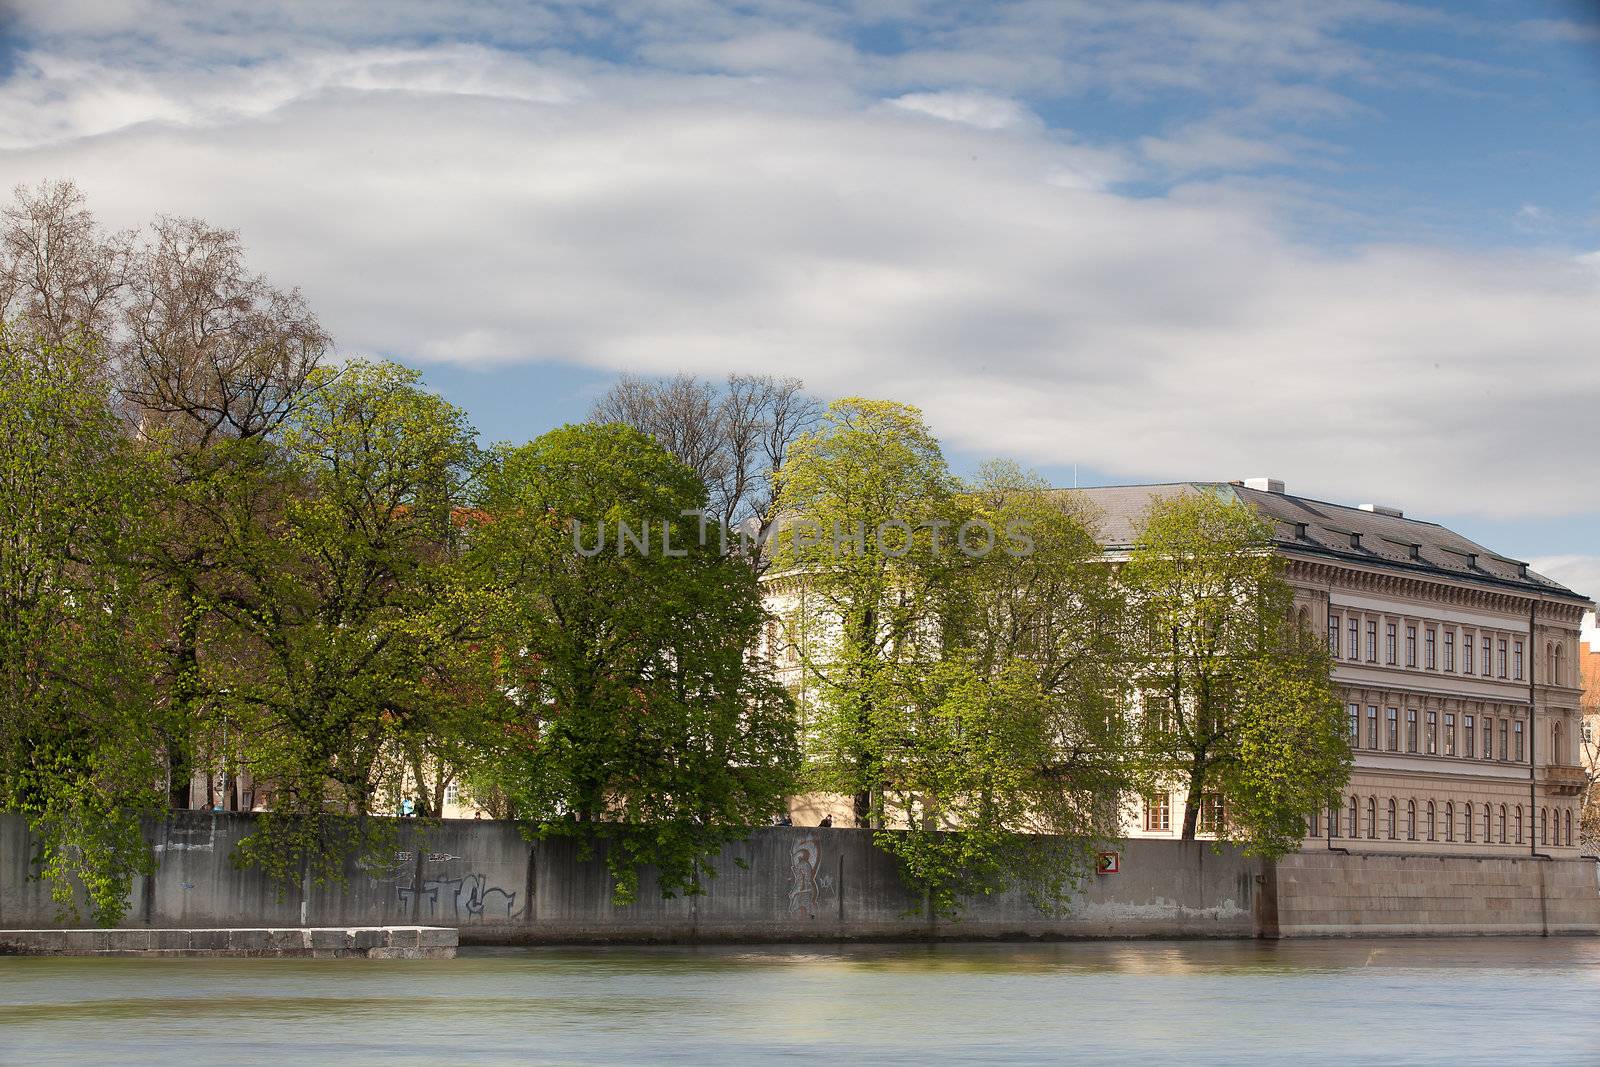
[{"left": 1096, "top": 851, "right": 1120, "bottom": 875}]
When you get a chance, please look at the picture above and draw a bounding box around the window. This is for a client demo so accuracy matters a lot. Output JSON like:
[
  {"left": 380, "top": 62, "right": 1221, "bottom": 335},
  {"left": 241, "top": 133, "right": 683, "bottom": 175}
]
[
  {"left": 1386, "top": 623, "right": 1398, "bottom": 665},
  {"left": 1426, "top": 800, "right": 1436, "bottom": 841},
  {"left": 1515, "top": 806, "right": 1523, "bottom": 845},
  {"left": 1348, "top": 617, "right": 1359, "bottom": 659},
  {"left": 1513, "top": 640, "right": 1523, "bottom": 681},
  {"left": 1407, "top": 709, "right": 1419, "bottom": 753},
  {"left": 1555, "top": 644, "right": 1565, "bottom": 686},
  {"left": 1464, "top": 714, "right": 1475, "bottom": 758},
  {"left": 1585, "top": 720, "right": 1594, "bottom": 745},
  {"left": 1552, "top": 721, "right": 1563, "bottom": 767},
  {"left": 1327, "top": 805, "right": 1340, "bottom": 838},
  {"left": 1444, "top": 802, "right": 1454, "bottom": 842},
  {"left": 1198, "top": 793, "right": 1226, "bottom": 835},
  {"left": 1540, "top": 808, "right": 1548, "bottom": 846},
  {"left": 1498, "top": 639, "right": 1508, "bottom": 678},
  {"left": 1500, "top": 719, "right": 1509, "bottom": 761},
  {"left": 1483, "top": 805, "right": 1492, "bottom": 843},
  {"left": 1347, "top": 796, "right": 1359, "bottom": 839},
  {"left": 1514, "top": 720, "right": 1524, "bottom": 762},
  {"left": 1482, "top": 635, "right": 1492, "bottom": 676},
  {"left": 1366, "top": 621, "right": 1378, "bottom": 662},
  {"left": 1328, "top": 614, "right": 1340, "bottom": 656},
  {"left": 1386, "top": 707, "right": 1399, "bottom": 751},
  {"left": 1406, "top": 799, "right": 1417, "bottom": 840},
  {"left": 1444, "top": 630, "right": 1454, "bottom": 672},
  {"left": 1348, "top": 703, "right": 1360, "bottom": 747},
  {"left": 1498, "top": 805, "right": 1508, "bottom": 844},
  {"left": 1387, "top": 798, "right": 1398, "bottom": 840},
  {"left": 443, "top": 780, "right": 460, "bottom": 807},
  {"left": 1482, "top": 717, "right": 1494, "bottom": 759},
  {"left": 1366, "top": 797, "right": 1377, "bottom": 840},
  {"left": 1566, "top": 809, "right": 1573, "bottom": 847},
  {"left": 1406, "top": 626, "right": 1418, "bottom": 667},
  {"left": 1426, "top": 710, "right": 1437, "bottom": 755},
  {"left": 1425, "top": 627, "right": 1436, "bottom": 669},
  {"left": 1444, "top": 713, "right": 1455, "bottom": 756},
  {"left": 1463, "top": 632, "right": 1474, "bottom": 674},
  {"left": 1143, "top": 793, "right": 1170, "bottom": 832},
  {"left": 1465, "top": 802, "right": 1474, "bottom": 843},
  {"left": 1366, "top": 706, "right": 1379, "bottom": 749}
]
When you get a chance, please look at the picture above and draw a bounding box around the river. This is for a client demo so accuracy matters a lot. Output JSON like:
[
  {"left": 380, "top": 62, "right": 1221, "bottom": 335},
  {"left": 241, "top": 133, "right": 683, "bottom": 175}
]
[{"left": 3, "top": 938, "right": 1599, "bottom": 1065}]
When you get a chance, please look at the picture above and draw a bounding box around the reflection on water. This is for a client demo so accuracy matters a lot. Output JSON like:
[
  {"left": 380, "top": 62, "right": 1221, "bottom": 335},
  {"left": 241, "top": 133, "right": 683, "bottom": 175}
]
[{"left": 3, "top": 939, "right": 1600, "bottom": 1065}]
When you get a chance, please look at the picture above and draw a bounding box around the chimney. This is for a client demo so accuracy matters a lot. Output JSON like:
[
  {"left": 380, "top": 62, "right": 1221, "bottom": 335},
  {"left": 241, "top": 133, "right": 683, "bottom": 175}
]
[
  {"left": 1242, "top": 477, "right": 1285, "bottom": 494},
  {"left": 1359, "top": 503, "right": 1403, "bottom": 518}
]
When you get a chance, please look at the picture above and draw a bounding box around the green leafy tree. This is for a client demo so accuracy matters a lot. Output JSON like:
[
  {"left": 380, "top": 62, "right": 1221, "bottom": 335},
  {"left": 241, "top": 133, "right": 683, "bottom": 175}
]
[
  {"left": 469, "top": 423, "right": 798, "bottom": 904},
  {"left": 0, "top": 332, "right": 170, "bottom": 924},
  {"left": 1124, "top": 489, "right": 1349, "bottom": 854},
  {"left": 205, "top": 360, "right": 483, "bottom": 884}
]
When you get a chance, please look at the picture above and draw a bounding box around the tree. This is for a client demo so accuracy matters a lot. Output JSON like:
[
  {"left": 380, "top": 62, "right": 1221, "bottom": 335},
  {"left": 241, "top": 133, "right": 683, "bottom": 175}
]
[
  {"left": 590, "top": 372, "right": 818, "bottom": 558},
  {"left": 469, "top": 423, "right": 798, "bottom": 903},
  {"left": 0, "top": 331, "right": 169, "bottom": 924},
  {"left": 206, "top": 360, "right": 483, "bottom": 884},
  {"left": 772, "top": 397, "right": 961, "bottom": 829},
  {"left": 1123, "top": 489, "right": 1349, "bottom": 855}
]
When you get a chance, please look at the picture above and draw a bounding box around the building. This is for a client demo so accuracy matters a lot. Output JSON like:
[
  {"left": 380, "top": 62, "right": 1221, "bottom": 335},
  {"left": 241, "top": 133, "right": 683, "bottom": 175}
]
[
  {"left": 768, "top": 476, "right": 1593, "bottom": 855},
  {"left": 1098, "top": 479, "right": 1590, "bottom": 854}
]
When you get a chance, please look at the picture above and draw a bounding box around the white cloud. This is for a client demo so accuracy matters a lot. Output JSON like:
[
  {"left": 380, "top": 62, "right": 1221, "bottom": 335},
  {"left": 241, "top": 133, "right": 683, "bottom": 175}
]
[
  {"left": 888, "top": 91, "right": 1041, "bottom": 132},
  {"left": 0, "top": 1, "right": 1595, "bottom": 526},
  {"left": 1531, "top": 557, "right": 1600, "bottom": 605}
]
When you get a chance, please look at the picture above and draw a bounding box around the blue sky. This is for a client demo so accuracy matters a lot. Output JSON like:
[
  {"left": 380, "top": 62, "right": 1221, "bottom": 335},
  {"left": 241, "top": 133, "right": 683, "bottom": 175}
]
[{"left": 1, "top": 0, "right": 1598, "bottom": 592}]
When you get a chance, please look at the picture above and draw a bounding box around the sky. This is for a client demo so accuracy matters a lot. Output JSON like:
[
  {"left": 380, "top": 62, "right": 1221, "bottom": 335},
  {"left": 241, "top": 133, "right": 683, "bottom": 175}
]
[{"left": 1, "top": 0, "right": 1599, "bottom": 596}]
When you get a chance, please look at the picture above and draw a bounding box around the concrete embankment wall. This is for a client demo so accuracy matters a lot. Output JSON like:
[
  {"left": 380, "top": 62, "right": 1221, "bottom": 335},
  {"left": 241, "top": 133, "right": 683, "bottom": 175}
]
[{"left": 3, "top": 812, "right": 1596, "bottom": 940}]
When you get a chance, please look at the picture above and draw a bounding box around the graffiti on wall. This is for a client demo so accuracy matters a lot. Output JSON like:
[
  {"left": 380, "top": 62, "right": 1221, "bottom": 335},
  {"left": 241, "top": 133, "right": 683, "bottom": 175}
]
[
  {"left": 397, "top": 873, "right": 521, "bottom": 922},
  {"left": 788, "top": 835, "right": 835, "bottom": 917}
]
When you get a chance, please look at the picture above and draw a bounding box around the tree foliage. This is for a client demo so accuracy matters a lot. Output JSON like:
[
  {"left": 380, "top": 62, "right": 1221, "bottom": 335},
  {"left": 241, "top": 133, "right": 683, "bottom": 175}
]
[
  {"left": 1124, "top": 489, "right": 1350, "bottom": 855},
  {"left": 468, "top": 423, "right": 799, "bottom": 903}
]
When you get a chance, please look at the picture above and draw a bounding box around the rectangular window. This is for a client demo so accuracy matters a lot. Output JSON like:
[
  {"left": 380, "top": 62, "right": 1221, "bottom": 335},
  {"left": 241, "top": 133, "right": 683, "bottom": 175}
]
[
  {"left": 1426, "top": 710, "right": 1438, "bottom": 754},
  {"left": 1498, "top": 639, "right": 1508, "bottom": 678},
  {"left": 1500, "top": 720, "right": 1509, "bottom": 761},
  {"left": 1386, "top": 624, "right": 1398, "bottom": 665},
  {"left": 1464, "top": 714, "right": 1475, "bottom": 758},
  {"left": 1348, "top": 617, "right": 1359, "bottom": 660},
  {"left": 1144, "top": 793, "right": 1170, "bottom": 832},
  {"left": 1366, "top": 621, "right": 1378, "bottom": 662},
  {"left": 1386, "top": 707, "right": 1399, "bottom": 751},
  {"left": 1328, "top": 614, "right": 1340, "bottom": 656},
  {"left": 1348, "top": 703, "right": 1360, "bottom": 747},
  {"left": 1406, "top": 626, "right": 1418, "bottom": 667},
  {"left": 1366, "top": 706, "right": 1379, "bottom": 749},
  {"left": 1513, "top": 641, "right": 1523, "bottom": 681},
  {"left": 1463, "top": 633, "right": 1474, "bottom": 674},
  {"left": 1425, "top": 627, "right": 1436, "bottom": 669},
  {"left": 1483, "top": 717, "right": 1495, "bottom": 759},
  {"left": 1514, "top": 720, "right": 1524, "bottom": 762},
  {"left": 1444, "top": 631, "right": 1454, "bottom": 672},
  {"left": 1198, "top": 794, "right": 1226, "bottom": 835},
  {"left": 1444, "top": 713, "right": 1455, "bottom": 756},
  {"left": 1407, "top": 709, "right": 1419, "bottom": 753},
  {"left": 1481, "top": 636, "right": 1491, "bottom": 676}
]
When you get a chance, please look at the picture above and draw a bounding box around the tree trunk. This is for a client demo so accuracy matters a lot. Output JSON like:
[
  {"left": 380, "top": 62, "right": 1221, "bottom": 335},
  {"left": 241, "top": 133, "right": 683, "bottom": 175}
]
[{"left": 1181, "top": 760, "right": 1207, "bottom": 840}]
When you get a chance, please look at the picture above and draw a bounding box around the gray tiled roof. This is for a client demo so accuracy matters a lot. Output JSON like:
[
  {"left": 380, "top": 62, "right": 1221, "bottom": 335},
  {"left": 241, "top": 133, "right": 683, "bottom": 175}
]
[{"left": 1065, "top": 482, "right": 1591, "bottom": 605}]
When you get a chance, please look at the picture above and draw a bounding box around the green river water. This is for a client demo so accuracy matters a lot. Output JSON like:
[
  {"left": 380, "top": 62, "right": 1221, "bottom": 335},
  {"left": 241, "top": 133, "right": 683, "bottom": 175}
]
[{"left": 3, "top": 938, "right": 1599, "bottom": 1065}]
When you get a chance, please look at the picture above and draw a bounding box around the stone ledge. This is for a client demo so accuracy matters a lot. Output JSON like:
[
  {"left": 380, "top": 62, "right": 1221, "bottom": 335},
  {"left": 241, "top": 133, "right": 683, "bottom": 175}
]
[{"left": 0, "top": 927, "right": 456, "bottom": 959}]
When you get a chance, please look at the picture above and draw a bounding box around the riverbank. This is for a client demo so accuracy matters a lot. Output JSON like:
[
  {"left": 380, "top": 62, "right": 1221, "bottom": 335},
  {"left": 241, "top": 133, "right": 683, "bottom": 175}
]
[{"left": 0, "top": 926, "right": 457, "bottom": 958}]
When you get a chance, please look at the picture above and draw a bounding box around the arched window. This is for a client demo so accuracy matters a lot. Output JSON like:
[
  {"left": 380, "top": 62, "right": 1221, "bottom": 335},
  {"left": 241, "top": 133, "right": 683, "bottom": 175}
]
[
  {"left": 1406, "top": 799, "right": 1417, "bottom": 841},
  {"left": 1426, "top": 801, "right": 1436, "bottom": 841},
  {"left": 1552, "top": 721, "right": 1563, "bottom": 767},
  {"left": 1348, "top": 796, "right": 1359, "bottom": 839},
  {"left": 1555, "top": 643, "right": 1564, "bottom": 686},
  {"left": 1515, "top": 806, "right": 1524, "bottom": 844},
  {"left": 1464, "top": 802, "right": 1474, "bottom": 843},
  {"left": 1482, "top": 804, "right": 1491, "bottom": 843},
  {"left": 1566, "top": 809, "right": 1574, "bottom": 847},
  {"left": 1445, "top": 802, "right": 1455, "bottom": 842},
  {"left": 1499, "top": 805, "right": 1508, "bottom": 843},
  {"left": 1540, "top": 808, "right": 1548, "bottom": 846},
  {"left": 1297, "top": 606, "right": 1310, "bottom": 633},
  {"left": 1387, "top": 798, "right": 1398, "bottom": 840},
  {"left": 1328, "top": 804, "right": 1340, "bottom": 838},
  {"left": 1366, "top": 797, "right": 1377, "bottom": 840}
]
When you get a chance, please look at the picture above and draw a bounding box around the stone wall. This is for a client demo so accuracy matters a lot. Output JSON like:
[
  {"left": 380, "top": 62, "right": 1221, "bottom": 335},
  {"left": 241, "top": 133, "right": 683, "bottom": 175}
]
[{"left": 3, "top": 812, "right": 1596, "bottom": 941}]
